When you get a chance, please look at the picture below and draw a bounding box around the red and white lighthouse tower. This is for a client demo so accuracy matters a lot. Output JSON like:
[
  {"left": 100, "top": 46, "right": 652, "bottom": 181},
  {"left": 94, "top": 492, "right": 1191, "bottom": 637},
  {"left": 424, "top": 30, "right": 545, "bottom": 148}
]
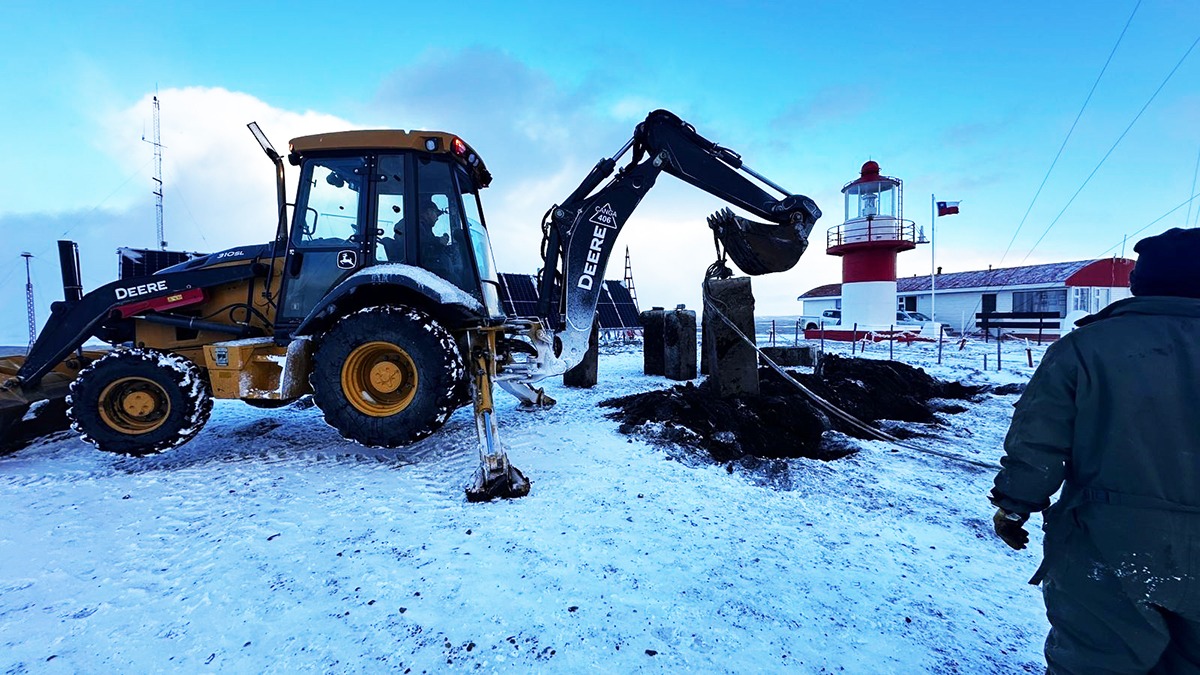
[{"left": 823, "top": 161, "right": 920, "bottom": 338}]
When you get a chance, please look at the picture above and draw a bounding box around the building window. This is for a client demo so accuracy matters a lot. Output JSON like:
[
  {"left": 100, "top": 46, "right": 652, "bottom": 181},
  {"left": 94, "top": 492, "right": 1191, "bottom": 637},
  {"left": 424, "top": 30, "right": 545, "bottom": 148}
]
[
  {"left": 1071, "top": 288, "right": 1090, "bottom": 312},
  {"left": 1013, "top": 289, "right": 1067, "bottom": 316}
]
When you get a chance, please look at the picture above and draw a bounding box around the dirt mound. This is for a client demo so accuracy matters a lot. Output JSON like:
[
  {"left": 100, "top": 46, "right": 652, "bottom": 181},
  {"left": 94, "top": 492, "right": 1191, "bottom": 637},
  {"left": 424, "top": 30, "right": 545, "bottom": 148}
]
[{"left": 600, "top": 355, "right": 984, "bottom": 464}]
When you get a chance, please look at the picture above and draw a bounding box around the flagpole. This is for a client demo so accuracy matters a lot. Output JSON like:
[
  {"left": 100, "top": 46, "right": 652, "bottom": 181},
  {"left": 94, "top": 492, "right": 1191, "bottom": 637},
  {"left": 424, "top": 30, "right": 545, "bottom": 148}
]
[{"left": 930, "top": 193, "right": 937, "bottom": 322}]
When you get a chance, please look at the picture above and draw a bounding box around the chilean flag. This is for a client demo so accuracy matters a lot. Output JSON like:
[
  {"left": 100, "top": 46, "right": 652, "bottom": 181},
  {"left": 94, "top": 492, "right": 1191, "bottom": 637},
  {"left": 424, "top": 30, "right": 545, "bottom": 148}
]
[{"left": 937, "top": 200, "right": 960, "bottom": 217}]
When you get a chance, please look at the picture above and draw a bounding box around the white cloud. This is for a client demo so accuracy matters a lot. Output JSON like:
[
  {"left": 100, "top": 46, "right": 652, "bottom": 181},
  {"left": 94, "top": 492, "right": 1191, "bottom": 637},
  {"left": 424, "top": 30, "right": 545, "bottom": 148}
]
[{"left": 100, "top": 87, "right": 354, "bottom": 253}]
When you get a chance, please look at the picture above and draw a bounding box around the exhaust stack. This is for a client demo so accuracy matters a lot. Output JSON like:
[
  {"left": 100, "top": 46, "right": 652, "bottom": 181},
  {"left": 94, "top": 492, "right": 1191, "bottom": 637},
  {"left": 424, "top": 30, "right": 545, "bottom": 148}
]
[{"left": 57, "top": 240, "right": 83, "bottom": 303}]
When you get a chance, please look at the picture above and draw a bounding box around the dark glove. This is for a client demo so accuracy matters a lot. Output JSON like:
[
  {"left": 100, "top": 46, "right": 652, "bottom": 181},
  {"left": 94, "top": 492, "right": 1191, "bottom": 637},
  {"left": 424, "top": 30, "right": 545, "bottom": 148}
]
[{"left": 992, "top": 508, "right": 1030, "bottom": 550}]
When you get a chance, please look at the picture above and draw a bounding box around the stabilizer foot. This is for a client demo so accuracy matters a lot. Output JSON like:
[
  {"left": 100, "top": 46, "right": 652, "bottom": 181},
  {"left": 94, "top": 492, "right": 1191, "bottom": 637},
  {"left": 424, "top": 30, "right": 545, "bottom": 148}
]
[{"left": 466, "top": 463, "right": 531, "bottom": 503}]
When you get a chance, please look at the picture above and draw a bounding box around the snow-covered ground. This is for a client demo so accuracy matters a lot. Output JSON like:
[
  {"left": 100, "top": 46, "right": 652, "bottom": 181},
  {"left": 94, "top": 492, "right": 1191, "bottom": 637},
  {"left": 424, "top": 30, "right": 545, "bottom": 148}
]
[{"left": 2, "top": 330, "right": 1053, "bottom": 673}]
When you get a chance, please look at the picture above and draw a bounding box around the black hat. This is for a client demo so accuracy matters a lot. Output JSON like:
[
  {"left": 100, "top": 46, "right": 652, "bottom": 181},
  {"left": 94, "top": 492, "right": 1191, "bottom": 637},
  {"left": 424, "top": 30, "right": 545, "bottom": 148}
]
[{"left": 1130, "top": 228, "right": 1200, "bottom": 298}]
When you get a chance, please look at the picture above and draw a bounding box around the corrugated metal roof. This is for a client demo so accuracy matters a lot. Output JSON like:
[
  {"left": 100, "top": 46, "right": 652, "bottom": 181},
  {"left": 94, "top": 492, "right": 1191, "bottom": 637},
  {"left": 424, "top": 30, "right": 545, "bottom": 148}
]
[
  {"left": 798, "top": 259, "right": 1123, "bottom": 298},
  {"left": 796, "top": 283, "right": 841, "bottom": 299}
]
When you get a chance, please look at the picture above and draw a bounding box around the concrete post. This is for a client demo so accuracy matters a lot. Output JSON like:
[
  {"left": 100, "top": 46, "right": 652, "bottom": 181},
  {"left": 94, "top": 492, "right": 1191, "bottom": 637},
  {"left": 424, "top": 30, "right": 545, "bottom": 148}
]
[
  {"left": 663, "top": 305, "right": 697, "bottom": 381},
  {"left": 702, "top": 277, "right": 758, "bottom": 397},
  {"left": 640, "top": 307, "right": 666, "bottom": 376},
  {"left": 563, "top": 316, "right": 599, "bottom": 388}
]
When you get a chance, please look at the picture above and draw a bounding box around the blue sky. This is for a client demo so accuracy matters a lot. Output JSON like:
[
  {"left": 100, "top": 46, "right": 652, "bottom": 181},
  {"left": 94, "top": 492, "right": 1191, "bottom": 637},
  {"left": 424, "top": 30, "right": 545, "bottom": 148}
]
[{"left": 1, "top": 1, "right": 1198, "bottom": 342}]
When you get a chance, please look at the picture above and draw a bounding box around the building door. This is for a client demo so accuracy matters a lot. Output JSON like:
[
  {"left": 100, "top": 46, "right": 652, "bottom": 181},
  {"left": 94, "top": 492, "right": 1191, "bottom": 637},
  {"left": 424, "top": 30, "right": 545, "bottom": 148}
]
[{"left": 982, "top": 293, "right": 997, "bottom": 314}]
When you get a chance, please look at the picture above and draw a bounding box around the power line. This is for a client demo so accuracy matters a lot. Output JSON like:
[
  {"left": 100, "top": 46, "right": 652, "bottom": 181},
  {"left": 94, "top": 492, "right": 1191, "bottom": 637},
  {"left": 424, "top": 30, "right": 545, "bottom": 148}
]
[
  {"left": 996, "top": 0, "right": 1140, "bottom": 267},
  {"left": 0, "top": 158, "right": 152, "bottom": 294},
  {"left": 1093, "top": 190, "right": 1200, "bottom": 259},
  {"left": 1020, "top": 32, "right": 1200, "bottom": 264}
]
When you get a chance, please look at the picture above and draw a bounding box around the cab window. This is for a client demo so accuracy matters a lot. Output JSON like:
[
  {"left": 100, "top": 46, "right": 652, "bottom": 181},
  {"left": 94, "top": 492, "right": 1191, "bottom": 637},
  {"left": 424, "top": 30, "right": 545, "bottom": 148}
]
[
  {"left": 375, "top": 155, "right": 407, "bottom": 263},
  {"left": 294, "top": 158, "right": 366, "bottom": 248}
]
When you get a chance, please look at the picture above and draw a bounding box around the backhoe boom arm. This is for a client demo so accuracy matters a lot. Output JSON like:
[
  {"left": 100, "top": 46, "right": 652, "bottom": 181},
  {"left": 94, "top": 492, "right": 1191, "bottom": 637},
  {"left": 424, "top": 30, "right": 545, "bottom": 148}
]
[{"left": 532, "top": 109, "right": 821, "bottom": 371}]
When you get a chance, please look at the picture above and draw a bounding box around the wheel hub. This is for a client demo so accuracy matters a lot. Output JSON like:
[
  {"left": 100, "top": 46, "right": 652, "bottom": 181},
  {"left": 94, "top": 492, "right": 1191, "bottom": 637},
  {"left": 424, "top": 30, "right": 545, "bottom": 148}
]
[
  {"left": 121, "top": 391, "right": 157, "bottom": 417},
  {"left": 342, "top": 341, "right": 418, "bottom": 417},
  {"left": 98, "top": 377, "right": 171, "bottom": 435},
  {"left": 369, "top": 361, "right": 403, "bottom": 394}
]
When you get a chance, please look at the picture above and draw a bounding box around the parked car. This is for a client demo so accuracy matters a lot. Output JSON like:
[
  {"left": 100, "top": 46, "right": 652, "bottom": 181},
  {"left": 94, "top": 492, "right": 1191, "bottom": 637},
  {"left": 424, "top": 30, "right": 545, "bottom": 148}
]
[
  {"left": 896, "top": 310, "right": 931, "bottom": 326},
  {"left": 799, "top": 309, "right": 841, "bottom": 330}
]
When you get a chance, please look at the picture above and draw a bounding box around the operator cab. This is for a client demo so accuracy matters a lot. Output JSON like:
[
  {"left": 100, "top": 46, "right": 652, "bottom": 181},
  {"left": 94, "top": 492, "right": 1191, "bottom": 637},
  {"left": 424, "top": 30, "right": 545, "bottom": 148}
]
[{"left": 277, "top": 130, "right": 503, "bottom": 329}]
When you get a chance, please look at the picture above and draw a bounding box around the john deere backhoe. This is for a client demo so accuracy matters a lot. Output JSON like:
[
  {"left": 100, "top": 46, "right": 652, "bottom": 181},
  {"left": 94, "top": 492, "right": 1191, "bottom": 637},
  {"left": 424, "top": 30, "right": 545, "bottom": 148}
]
[{"left": 0, "top": 110, "right": 820, "bottom": 501}]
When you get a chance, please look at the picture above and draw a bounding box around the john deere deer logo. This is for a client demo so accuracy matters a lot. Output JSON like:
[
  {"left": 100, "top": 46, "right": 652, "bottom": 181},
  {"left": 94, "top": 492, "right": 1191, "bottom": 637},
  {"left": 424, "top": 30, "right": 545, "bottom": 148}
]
[{"left": 337, "top": 250, "right": 357, "bottom": 269}]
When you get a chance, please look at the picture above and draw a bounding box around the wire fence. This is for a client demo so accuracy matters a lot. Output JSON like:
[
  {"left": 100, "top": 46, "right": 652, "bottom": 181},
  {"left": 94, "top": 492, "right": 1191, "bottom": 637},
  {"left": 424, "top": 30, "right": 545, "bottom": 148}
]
[{"left": 752, "top": 316, "right": 1050, "bottom": 374}]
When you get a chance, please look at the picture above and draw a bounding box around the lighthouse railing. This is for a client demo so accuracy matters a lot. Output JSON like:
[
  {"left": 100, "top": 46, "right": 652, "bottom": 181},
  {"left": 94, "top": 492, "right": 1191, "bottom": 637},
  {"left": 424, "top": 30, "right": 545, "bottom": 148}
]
[{"left": 826, "top": 218, "right": 917, "bottom": 249}]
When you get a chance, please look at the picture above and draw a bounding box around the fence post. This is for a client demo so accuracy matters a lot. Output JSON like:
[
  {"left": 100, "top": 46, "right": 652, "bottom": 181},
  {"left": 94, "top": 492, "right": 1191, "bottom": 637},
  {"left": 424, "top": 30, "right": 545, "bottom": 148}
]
[
  {"left": 852, "top": 322, "right": 858, "bottom": 355},
  {"left": 794, "top": 319, "right": 800, "bottom": 345},
  {"left": 769, "top": 319, "right": 776, "bottom": 347},
  {"left": 938, "top": 325, "right": 944, "bottom": 365},
  {"left": 984, "top": 353, "right": 988, "bottom": 370},
  {"left": 997, "top": 328, "right": 1003, "bottom": 371},
  {"left": 889, "top": 325, "right": 894, "bottom": 360},
  {"left": 820, "top": 321, "right": 825, "bottom": 356},
  {"left": 1038, "top": 320, "right": 1044, "bottom": 346}
]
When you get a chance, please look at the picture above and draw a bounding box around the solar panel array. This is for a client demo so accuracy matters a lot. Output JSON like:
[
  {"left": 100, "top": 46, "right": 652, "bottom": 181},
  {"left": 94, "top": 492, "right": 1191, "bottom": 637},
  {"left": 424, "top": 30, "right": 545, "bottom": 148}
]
[
  {"left": 118, "top": 247, "right": 203, "bottom": 279},
  {"left": 497, "top": 273, "right": 640, "bottom": 329}
]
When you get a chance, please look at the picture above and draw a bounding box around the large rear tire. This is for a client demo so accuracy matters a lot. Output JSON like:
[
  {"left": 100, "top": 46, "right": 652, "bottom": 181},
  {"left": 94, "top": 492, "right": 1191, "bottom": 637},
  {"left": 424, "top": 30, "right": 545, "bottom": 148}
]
[
  {"left": 311, "top": 307, "right": 464, "bottom": 448},
  {"left": 68, "top": 349, "right": 212, "bottom": 456}
]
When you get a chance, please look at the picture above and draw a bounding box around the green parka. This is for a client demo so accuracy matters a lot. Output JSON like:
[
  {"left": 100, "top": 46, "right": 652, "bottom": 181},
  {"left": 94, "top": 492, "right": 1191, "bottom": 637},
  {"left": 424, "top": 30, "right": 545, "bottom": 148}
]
[{"left": 992, "top": 295, "right": 1200, "bottom": 586}]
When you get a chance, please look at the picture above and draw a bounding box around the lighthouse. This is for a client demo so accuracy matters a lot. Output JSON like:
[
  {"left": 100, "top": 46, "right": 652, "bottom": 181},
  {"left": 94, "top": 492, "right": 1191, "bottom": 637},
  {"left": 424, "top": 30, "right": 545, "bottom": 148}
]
[{"left": 824, "top": 161, "right": 921, "bottom": 338}]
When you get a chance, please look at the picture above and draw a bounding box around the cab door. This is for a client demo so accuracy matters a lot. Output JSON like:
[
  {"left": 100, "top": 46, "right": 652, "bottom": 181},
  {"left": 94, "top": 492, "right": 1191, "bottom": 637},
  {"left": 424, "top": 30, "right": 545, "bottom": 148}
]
[{"left": 277, "top": 156, "right": 371, "bottom": 325}]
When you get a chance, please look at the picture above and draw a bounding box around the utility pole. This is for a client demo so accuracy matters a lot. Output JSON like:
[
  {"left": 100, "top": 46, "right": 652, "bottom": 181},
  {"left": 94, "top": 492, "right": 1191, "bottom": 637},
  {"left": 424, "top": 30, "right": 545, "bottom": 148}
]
[
  {"left": 623, "top": 246, "right": 639, "bottom": 314},
  {"left": 21, "top": 252, "right": 36, "bottom": 349},
  {"left": 143, "top": 94, "right": 167, "bottom": 250}
]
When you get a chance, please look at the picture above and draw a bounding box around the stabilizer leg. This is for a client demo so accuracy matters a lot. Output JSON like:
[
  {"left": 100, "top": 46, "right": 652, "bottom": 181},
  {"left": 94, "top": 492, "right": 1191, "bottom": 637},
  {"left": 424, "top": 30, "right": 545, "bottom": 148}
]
[{"left": 465, "top": 330, "right": 530, "bottom": 502}]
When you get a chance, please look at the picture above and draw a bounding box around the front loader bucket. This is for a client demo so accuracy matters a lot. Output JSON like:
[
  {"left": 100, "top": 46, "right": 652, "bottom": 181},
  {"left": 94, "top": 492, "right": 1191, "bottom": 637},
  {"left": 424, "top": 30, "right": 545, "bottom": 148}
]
[
  {"left": 466, "top": 463, "right": 531, "bottom": 503},
  {"left": 1, "top": 350, "right": 104, "bottom": 452},
  {"left": 707, "top": 208, "right": 810, "bottom": 275}
]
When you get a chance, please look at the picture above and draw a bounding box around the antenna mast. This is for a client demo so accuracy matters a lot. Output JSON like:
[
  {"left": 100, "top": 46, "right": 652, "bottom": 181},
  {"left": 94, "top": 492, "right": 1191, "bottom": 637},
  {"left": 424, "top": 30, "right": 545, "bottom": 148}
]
[
  {"left": 151, "top": 95, "right": 166, "bottom": 249},
  {"left": 21, "top": 252, "right": 36, "bottom": 349},
  {"left": 623, "top": 246, "right": 639, "bottom": 314}
]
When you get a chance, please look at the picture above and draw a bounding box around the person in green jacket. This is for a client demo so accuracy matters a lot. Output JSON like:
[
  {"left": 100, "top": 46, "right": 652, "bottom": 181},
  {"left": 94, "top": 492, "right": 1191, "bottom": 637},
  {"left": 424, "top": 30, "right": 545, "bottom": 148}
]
[{"left": 990, "top": 227, "right": 1200, "bottom": 674}]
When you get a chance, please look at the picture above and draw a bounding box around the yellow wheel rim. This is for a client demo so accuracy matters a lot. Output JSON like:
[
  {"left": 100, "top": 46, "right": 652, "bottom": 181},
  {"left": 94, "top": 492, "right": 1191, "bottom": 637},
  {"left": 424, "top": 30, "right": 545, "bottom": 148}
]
[
  {"left": 98, "top": 376, "right": 171, "bottom": 434},
  {"left": 341, "top": 341, "right": 418, "bottom": 417}
]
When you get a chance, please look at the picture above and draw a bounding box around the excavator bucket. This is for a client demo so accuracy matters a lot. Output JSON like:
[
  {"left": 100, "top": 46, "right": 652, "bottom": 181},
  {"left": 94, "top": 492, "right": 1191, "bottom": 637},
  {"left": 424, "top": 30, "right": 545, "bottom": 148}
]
[{"left": 707, "top": 208, "right": 810, "bottom": 276}]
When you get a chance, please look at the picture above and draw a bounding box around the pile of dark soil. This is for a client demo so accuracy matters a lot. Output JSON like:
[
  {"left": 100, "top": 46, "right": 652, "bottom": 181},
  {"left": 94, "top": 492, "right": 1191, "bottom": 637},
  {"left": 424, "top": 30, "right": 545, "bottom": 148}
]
[{"left": 599, "top": 354, "right": 985, "bottom": 464}]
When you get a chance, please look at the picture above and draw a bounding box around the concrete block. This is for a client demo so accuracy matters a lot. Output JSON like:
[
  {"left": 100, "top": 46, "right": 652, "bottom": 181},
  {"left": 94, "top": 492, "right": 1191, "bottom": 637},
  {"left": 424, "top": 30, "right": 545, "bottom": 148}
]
[
  {"left": 663, "top": 306, "right": 697, "bottom": 381},
  {"left": 760, "top": 345, "right": 817, "bottom": 367},
  {"left": 563, "top": 317, "right": 599, "bottom": 388},
  {"left": 702, "top": 278, "right": 758, "bottom": 397},
  {"left": 640, "top": 307, "right": 665, "bottom": 376}
]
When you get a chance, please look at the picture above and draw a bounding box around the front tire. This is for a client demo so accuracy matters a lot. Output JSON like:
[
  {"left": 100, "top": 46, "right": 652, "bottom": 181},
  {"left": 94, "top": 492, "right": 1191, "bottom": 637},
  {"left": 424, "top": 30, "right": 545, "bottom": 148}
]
[
  {"left": 68, "top": 349, "right": 212, "bottom": 456},
  {"left": 311, "top": 307, "right": 465, "bottom": 448}
]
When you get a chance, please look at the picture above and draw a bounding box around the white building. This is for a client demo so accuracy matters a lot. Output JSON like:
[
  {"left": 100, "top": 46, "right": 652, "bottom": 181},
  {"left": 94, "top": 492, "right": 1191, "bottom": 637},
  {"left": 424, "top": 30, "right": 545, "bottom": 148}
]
[{"left": 799, "top": 258, "right": 1135, "bottom": 334}]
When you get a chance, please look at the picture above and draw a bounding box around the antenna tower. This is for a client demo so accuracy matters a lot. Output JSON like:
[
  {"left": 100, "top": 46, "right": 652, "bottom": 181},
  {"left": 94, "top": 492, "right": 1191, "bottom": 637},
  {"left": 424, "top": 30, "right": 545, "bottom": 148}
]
[
  {"left": 21, "top": 252, "right": 36, "bottom": 348},
  {"left": 150, "top": 95, "right": 166, "bottom": 249},
  {"left": 623, "top": 246, "right": 639, "bottom": 314}
]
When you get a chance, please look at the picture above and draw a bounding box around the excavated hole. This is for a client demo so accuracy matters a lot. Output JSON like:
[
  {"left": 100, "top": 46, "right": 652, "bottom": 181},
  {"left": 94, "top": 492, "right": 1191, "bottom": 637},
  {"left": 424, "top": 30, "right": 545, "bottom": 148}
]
[{"left": 600, "top": 354, "right": 987, "bottom": 464}]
